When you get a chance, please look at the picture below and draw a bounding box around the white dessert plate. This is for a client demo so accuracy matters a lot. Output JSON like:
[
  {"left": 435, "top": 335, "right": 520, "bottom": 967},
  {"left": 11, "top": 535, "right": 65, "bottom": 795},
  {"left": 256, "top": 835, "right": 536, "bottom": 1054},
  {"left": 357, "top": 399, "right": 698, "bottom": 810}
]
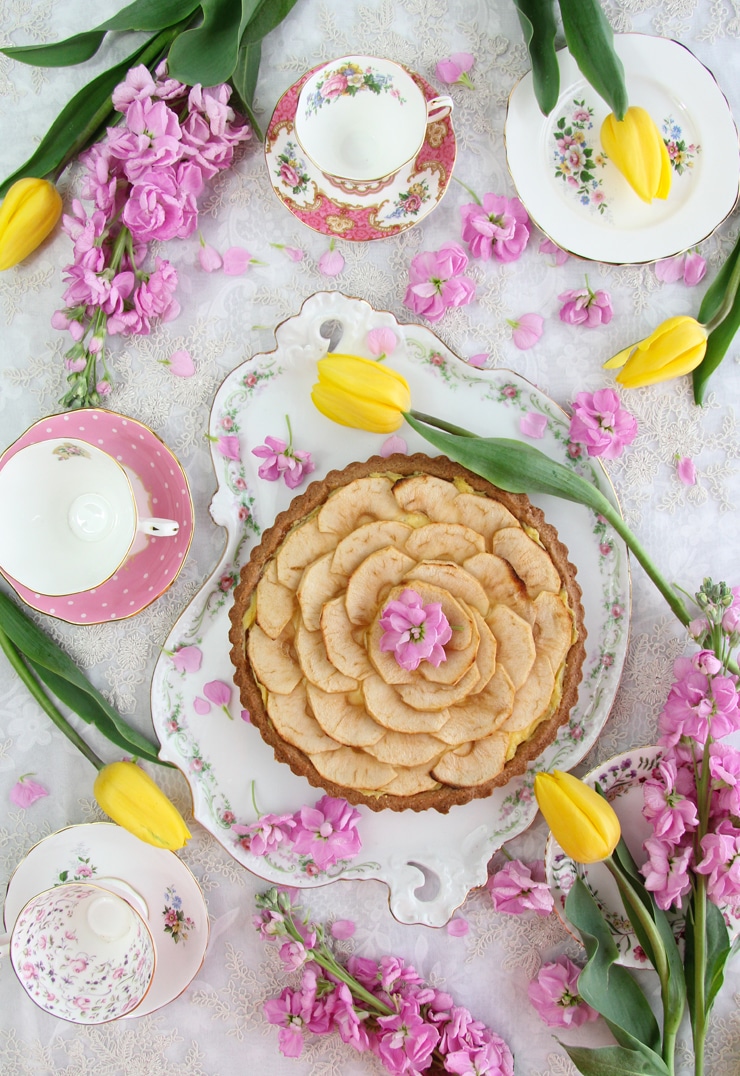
[
  {"left": 150, "top": 291, "right": 631, "bottom": 928},
  {"left": 505, "top": 34, "right": 740, "bottom": 264},
  {"left": 2, "top": 823, "right": 209, "bottom": 1016}
]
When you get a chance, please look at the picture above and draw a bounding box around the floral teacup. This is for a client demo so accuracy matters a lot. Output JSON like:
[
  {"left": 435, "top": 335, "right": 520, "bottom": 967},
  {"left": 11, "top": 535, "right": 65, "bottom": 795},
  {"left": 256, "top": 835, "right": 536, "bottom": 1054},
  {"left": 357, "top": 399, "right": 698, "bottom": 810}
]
[
  {"left": 6, "top": 882, "right": 156, "bottom": 1024},
  {"left": 294, "top": 55, "right": 453, "bottom": 195}
]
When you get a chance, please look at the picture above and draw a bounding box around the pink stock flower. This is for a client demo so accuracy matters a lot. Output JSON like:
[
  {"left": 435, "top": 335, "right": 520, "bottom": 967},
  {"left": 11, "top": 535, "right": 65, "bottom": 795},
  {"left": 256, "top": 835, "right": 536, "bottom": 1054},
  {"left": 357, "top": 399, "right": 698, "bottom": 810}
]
[
  {"left": 654, "top": 251, "right": 707, "bottom": 286},
  {"left": 642, "top": 755, "right": 699, "bottom": 843},
  {"left": 404, "top": 242, "right": 476, "bottom": 323},
  {"left": 236, "top": 812, "right": 297, "bottom": 857},
  {"left": 264, "top": 987, "right": 309, "bottom": 1057},
  {"left": 677, "top": 456, "right": 697, "bottom": 485},
  {"left": 375, "top": 997, "right": 440, "bottom": 1075},
  {"left": 169, "top": 644, "right": 202, "bottom": 673},
  {"left": 558, "top": 280, "right": 613, "bottom": 326},
  {"left": 642, "top": 835, "right": 694, "bottom": 909},
  {"left": 435, "top": 52, "right": 475, "bottom": 89},
  {"left": 251, "top": 422, "right": 315, "bottom": 490},
  {"left": 460, "top": 194, "right": 530, "bottom": 263},
  {"left": 658, "top": 657, "right": 740, "bottom": 748},
  {"left": 528, "top": 957, "right": 599, "bottom": 1028},
  {"left": 568, "top": 388, "right": 637, "bottom": 460},
  {"left": 488, "top": 859, "right": 554, "bottom": 917},
  {"left": 9, "top": 775, "right": 49, "bottom": 808},
  {"left": 379, "top": 588, "right": 453, "bottom": 671},
  {"left": 519, "top": 412, "right": 547, "bottom": 440},
  {"left": 509, "top": 313, "right": 543, "bottom": 350},
  {"left": 166, "top": 349, "right": 195, "bottom": 377},
  {"left": 291, "top": 796, "right": 362, "bottom": 869},
  {"left": 318, "top": 242, "right": 344, "bottom": 276},
  {"left": 380, "top": 434, "right": 408, "bottom": 457},
  {"left": 111, "top": 63, "right": 157, "bottom": 112},
  {"left": 722, "top": 587, "right": 740, "bottom": 634},
  {"left": 538, "top": 236, "right": 569, "bottom": 265},
  {"left": 367, "top": 326, "right": 398, "bottom": 358},
  {"left": 696, "top": 821, "right": 740, "bottom": 906},
  {"left": 709, "top": 743, "right": 740, "bottom": 815}
]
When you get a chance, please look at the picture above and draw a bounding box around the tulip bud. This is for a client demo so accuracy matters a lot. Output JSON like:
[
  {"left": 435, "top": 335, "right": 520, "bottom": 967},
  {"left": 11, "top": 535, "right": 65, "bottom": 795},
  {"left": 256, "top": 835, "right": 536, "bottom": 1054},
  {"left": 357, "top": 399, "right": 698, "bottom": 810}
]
[
  {"left": 600, "top": 106, "right": 671, "bottom": 203},
  {"left": 93, "top": 760, "right": 191, "bottom": 850},
  {"left": 0, "top": 177, "right": 63, "bottom": 270},
  {"left": 311, "top": 353, "right": 411, "bottom": 433},
  {"left": 534, "top": 770, "right": 621, "bottom": 864},
  {"left": 604, "top": 315, "right": 708, "bottom": 388}
]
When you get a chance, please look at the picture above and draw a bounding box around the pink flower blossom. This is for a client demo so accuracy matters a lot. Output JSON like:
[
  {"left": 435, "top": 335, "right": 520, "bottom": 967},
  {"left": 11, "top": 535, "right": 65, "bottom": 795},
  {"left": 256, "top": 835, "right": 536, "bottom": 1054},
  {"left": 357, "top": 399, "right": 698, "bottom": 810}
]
[
  {"left": 642, "top": 755, "right": 699, "bottom": 843},
  {"left": 252, "top": 428, "right": 315, "bottom": 490},
  {"left": 404, "top": 242, "right": 476, "bottom": 322},
  {"left": 695, "top": 821, "right": 740, "bottom": 905},
  {"left": 460, "top": 194, "right": 530, "bottom": 263},
  {"left": 641, "top": 835, "right": 693, "bottom": 909},
  {"left": 264, "top": 987, "right": 309, "bottom": 1057},
  {"left": 167, "top": 348, "right": 195, "bottom": 377},
  {"left": 488, "top": 859, "right": 554, "bottom": 917},
  {"left": 111, "top": 63, "right": 157, "bottom": 112},
  {"left": 169, "top": 644, "right": 203, "bottom": 673},
  {"left": 375, "top": 997, "right": 440, "bottom": 1075},
  {"left": 291, "top": 796, "right": 362, "bottom": 869},
  {"left": 677, "top": 456, "right": 696, "bottom": 485},
  {"left": 9, "top": 775, "right": 49, "bottom": 808},
  {"left": 509, "top": 312, "right": 543, "bottom": 350},
  {"left": 435, "top": 52, "right": 475, "bottom": 88},
  {"left": 331, "top": 919, "right": 356, "bottom": 939},
  {"left": 558, "top": 281, "right": 613, "bottom": 326},
  {"left": 528, "top": 957, "right": 599, "bottom": 1028},
  {"left": 235, "top": 812, "right": 296, "bottom": 856},
  {"left": 198, "top": 241, "right": 222, "bottom": 272},
  {"left": 223, "top": 246, "right": 253, "bottom": 275},
  {"left": 367, "top": 326, "right": 398, "bottom": 358},
  {"left": 519, "top": 412, "right": 547, "bottom": 440},
  {"left": 318, "top": 244, "right": 344, "bottom": 276},
  {"left": 379, "top": 588, "right": 453, "bottom": 671},
  {"left": 568, "top": 388, "right": 637, "bottom": 460},
  {"left": 538, "top": 236, "right": 569, "bottom": 265},
  {"left": 655, "top": 251, "right": 707, "bottom": 286},
  {"left": 380, "top": 434, "right": 408, "bottom": 457}
]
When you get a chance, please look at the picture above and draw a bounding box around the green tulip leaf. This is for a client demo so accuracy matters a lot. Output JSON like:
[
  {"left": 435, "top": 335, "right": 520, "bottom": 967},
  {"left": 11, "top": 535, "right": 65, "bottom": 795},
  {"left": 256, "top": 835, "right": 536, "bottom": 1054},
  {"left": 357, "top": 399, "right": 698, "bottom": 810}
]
[
  {"left": 231, "top": 38, "right": 263, "bottom": 140},
  {"left": 566, "top": 876, "right": 662, "bottom": 1052},
  {"left": 697, "top": 230, "right": 740, "bottom": 325},
  {"left": 558, "top": 0, "right": 628, "bottom": 120},
  {"left": 167, "top": 0, "right": 252, "bottom": 86},
  {"left": 240, "top": 0, "right": 303, "bottom": 45},
  {"left": 561, "top": 1043, "right": 671, "bottom": 1076},
  {"left": 684, "top": 895, "right": 731, "bottom": 1028},
  {"left": 693, "top": 281, "right": 740, "bottom": 405},
  {"left": 0, "top": 0, "right": 200, "bottom": 68},
  {"left": 512, "top": 0, "right": 560, "bottom": 116}
]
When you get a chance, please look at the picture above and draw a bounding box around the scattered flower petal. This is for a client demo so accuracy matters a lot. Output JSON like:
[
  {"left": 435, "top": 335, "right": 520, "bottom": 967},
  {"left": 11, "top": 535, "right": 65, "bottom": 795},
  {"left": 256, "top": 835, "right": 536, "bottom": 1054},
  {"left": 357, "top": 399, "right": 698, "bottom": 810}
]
[
  {"left": 380, "top": 434, "right": 408, "bottom": 457},
  {"left": 520, "top": 412, "right": 548, "bottom": 439},
  {"left": 198, "top": 241, "right": 222, "bottom": 272},
  {"left": 170, "top": 644, "right": 203, "bottom": 673},
  {"left": 538, "top": 236, "right": 569, "bottom": 265},
  {"left": 318, "top": 244, "right": 345, "bottom": 276},
  {"left": 655, "top": 251, "right": 707, "bottom": 287},
  {"left": 331, "top": 919, "right": 356, "bottom": 939},
  {"left": 193, "top": 696, "right": 211, "bottom": 715},
  {"left": 677, "top": 455, "right": 697, "bottom": 485},
  {"left": 683, "top": 251, "right": 707, "bottom": 286},
  {"left": 510, "top": 313, "right": 543, "bottom": 350},
  {"left": 435, "top": 53, "right": 475, "bottom": 89},
  {"left": 9, "top": 775, "right": 49, "bottom": 808},
  {"left": 446, "top": 917, "right": 469, "bottom": 937},
  {"left": 217, "top": 435, "right": 241, "bottom": 461},
  {"left": 654, "top": 255, "right": 685, "bottom": 284},
  {"left": 167, "top": 348, "right": 195, "bottom": 377},
  {"left": 223, "top": 246, "right": 253, "bottom": 275},
  {"left": 241, "top": 709, "right": 251, "bottom": 722},
  {"left": 467, "top": 352, "right": 488, "bottom": 368},
  {"left": 204, "top": 679, "right": 232, "bottom": 707},
  {"left": 367, "top": 327, "right": 398, "bottom": 358},
  {"left": 270, "top": 243, "right": 305, "bottom": 262}
]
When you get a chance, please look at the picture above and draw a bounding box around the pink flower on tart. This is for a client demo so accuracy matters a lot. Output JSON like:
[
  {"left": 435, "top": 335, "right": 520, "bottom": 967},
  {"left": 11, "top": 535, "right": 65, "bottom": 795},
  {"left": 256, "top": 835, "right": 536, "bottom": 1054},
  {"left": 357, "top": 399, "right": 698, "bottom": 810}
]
[{"left": 379, "top": 588, "right": 452, "bottom": 671}]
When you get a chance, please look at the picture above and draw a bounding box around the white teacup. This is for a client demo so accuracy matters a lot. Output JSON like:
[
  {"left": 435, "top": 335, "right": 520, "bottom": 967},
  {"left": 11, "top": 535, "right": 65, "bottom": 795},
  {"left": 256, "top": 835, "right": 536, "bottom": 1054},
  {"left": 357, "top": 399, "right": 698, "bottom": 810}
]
[
  {"left": 6, "top": 882, "right": 156, "bottom": 1024},
  {"left": 0, "top": 438, "right": 179, "bottom": 595},
  {"left": 294, "top": 55, "right": 453, "bottom": 193}
]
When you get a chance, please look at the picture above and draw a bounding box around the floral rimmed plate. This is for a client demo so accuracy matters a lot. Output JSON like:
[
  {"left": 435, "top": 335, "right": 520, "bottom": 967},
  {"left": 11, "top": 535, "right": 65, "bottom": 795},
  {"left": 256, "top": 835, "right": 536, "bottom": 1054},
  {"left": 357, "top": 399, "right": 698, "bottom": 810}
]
[
  {"left": 2, "top": 823, "right": 209, "bottom": 1017},
  {"left": 150, "top": 291, "right": 631, "bottom": 928},
  {"left": 545, "top": 746, "right": 740, "bottom": 967},
  {"left": 0, "top": 410, "right": 194, "bottom": 624},
  {"left": 505, "top": 34, "right": 740, "bottom": 264},
  {"left": 265, "top": 65, "right": 456, "bottom": 241}
]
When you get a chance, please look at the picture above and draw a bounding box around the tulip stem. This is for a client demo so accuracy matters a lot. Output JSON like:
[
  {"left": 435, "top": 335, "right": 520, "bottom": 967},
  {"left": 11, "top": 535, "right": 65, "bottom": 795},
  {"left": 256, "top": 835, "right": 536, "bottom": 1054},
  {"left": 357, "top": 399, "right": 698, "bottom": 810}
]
[{"left": 0, "top": 625, "right": 104, "bottom": 771}]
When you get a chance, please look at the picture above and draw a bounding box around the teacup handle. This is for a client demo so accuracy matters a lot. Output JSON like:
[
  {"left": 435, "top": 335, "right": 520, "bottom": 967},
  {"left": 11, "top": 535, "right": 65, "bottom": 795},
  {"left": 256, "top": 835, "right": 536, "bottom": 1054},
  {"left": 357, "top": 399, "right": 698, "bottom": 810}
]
[
  {"left": 426, "top": 95, "right": 454, "bottom": 122},
  {"left": 138, "top": 517, "right": 179, "bottom": 537},
  {"left": 95, "top": 877, "right": 150, "bottom": 920}
]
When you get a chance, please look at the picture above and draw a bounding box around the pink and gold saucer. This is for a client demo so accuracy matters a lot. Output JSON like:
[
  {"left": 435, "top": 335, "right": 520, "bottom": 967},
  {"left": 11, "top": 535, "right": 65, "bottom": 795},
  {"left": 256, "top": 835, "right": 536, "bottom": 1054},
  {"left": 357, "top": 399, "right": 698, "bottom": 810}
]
[
  {"left": 0, "top": 410, "right": 193, "bottom": 624},
  {"left": 265, "top": 64, "right": 457, "bottom": 241}
]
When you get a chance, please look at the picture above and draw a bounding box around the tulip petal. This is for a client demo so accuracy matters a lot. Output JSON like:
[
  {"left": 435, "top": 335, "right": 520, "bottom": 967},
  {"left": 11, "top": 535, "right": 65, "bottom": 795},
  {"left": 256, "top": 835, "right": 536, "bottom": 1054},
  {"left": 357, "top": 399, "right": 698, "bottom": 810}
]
[
  {"left": 535, "top": 770, "right": 620, "bottom": 863},
  {"left": 603, "top": 342, "right": 636, "bottom": 369}
]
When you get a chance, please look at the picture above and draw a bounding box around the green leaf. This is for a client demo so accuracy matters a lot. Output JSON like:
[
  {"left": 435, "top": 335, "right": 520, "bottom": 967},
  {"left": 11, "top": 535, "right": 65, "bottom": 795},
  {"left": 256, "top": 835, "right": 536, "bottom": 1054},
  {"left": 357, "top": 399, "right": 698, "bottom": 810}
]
[
  {"left": 512, "top": 0, "right": 560, "bottom": 116},
  {"left": 241, "top": 0, "right": 303, "bottom": 43},
  {"left": 684, "top": 895, "right": 731, "bottom": 1027},
  {"left": 0, "top": 0, "right": 200, "bottom": 68},
  {"left": 693, "top": 285, "right": 740, "bottom": 404},
  {"left": 231, "top": 38, "right": 263, "bottom": 140},
  {"left": 24, "top": 658, "right": 164, "bottom": 765},
  {"left": 562, "top": 1042, "right": 671, "bottom": 1076},
  {"left": 0, "top": 591, "right": 164, "bottom": 765},
  {"left": 697, "top": 231, "right": 740, "bottom": 325},
  {"left": 566, "top": 877, "right": 662, "bottom": 1052},
  {"left": 558, "top": 0, "right": 628, "bottom": 119},
  {"left": 167, "top": 0, "right": 249, "bottom": 86}
]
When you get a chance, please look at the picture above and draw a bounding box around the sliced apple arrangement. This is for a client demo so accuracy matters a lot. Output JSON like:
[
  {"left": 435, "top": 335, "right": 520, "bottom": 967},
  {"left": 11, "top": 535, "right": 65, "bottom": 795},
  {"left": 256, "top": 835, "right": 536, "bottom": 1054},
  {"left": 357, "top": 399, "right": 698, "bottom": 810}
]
[{"left": 229, "top": 455, "right": 586, "bottom": 813}]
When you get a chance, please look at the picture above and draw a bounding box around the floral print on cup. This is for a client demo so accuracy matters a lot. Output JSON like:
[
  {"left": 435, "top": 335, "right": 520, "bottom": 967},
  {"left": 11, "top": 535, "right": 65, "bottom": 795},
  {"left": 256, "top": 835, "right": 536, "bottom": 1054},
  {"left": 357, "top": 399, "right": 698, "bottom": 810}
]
[
  {"left": 303, "top": 62, "right": 406, "bottom": 116},
  {"left": 52, "top": 441, "right": 90, "bottom": 461},
  {"left": 552, "top": 99, "right": 608, "bottom": 213},
  {"left": 162, "top": 885, "right": 195, "bottom": 944},
  {"left": 275, "top": 142, "right": 311, "bottom": 196}
]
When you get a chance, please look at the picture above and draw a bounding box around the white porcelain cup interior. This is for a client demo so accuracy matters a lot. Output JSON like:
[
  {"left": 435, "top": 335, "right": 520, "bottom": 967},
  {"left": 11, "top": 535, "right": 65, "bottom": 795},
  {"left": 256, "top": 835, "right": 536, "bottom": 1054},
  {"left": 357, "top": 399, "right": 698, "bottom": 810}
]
[
  {"left": 0, "top": 438, "right": 179, "bottom": 595},
  {"left": 8, "top": 882, "right": 156, "bottom": 1024},
  {"left": 295, "top": 55, "right": 453, "bottom": 181}
]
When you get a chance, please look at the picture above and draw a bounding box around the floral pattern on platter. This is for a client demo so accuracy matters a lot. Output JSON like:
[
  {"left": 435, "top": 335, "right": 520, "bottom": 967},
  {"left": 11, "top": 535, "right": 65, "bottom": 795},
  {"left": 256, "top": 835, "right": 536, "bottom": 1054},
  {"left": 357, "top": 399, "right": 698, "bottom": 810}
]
[
  {"left": 303, "top": 63, "right": 406, "bottom": 116},
  {"left": 552, "top": 99, "right": 608, "bottom": 213},
  {"left": 275, "top": 141, "right": 312, "bottom": 197},
  {"left": 662, "top": 116, "right": 700, "bottom": 174},
  {"left": 52, "top": 442, "right": 90, "bottom": 461},
  {"left": 162, "top": 886, "right": 195, "bottom": 944},
  {"left": 386, "top": 179, "right": 431, "bottom": 220}
]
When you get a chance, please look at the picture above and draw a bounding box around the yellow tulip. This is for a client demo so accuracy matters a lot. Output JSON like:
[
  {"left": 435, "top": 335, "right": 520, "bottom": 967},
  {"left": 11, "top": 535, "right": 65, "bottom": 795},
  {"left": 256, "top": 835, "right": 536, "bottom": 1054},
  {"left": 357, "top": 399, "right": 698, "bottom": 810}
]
[
  {"left": 311, "top": 353, "right": 412, "bottom": 433},
  {"left": 604, "top": 315, "right": 708, "bottom": 388},
  {"left": 0, "top": 177, "right": 63, "bottom": 270},
  {"left": 534, "top": 769, "right": 621, "bottom": 864},
  {"left": 93, "top": 761, "right": 191, "bottom": 850},
  {"left": 600, "top": 106, "right": 672, "bottom": 203}
]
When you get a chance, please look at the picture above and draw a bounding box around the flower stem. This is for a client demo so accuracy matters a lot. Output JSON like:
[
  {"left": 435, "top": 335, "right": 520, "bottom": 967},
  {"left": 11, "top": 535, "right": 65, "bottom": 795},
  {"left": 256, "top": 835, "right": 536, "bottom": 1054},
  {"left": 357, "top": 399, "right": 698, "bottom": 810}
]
[
  {"left": 451, "top": 175, "right": 482, "bottom": 205},
  {"left": 0, "top": 625, "right": 104, "bottom": 771}
]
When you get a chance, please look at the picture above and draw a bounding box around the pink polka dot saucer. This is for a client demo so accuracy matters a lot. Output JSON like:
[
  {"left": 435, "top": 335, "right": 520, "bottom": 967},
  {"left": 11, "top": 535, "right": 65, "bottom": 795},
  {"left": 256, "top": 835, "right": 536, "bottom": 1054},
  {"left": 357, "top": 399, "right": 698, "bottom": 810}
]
[{"left": 0, "top": 410, "right": 193, "bottom": 624}]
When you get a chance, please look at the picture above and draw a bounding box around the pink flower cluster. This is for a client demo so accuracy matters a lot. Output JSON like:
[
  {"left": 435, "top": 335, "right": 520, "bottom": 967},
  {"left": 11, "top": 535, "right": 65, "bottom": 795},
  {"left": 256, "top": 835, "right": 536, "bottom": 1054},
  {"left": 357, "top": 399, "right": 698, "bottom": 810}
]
[
  {"left": 528, "top": 956, "right": 599, "bottom": 1029},
  {"left": 642, "top": 620, "right": 740, "bottom": 911},
  {"left": 558, "top": 281, "right": 613, "bottom": 327},
  {"left": 259, "top": 891, "right": 514, "bottom": 1074},
  {"left": 487, "top": 859, "right": 554, "bottom": 917},
  {"left": 404, "top": 242, "right": 476, "bottom": 323},
  {"left": 460, "top": 194, "right": 531, "bottom": 263},
  {"left": 568, "top": 388, "right": 638, "bottom": 460},
  {"left": 252, "top": 434, "right": 315, "bottom": 489},
  {"left": 654, "top": 251, "right": 707, "bottom": 287},
  {"left": 233, "top": 795, "right": 362, "bottom": 871},
  {"left": 379, "top": 588, "right": 452, "bottom": 672},
  {"left": 55, "top": 62, "right": 251, "bottom": 406}
]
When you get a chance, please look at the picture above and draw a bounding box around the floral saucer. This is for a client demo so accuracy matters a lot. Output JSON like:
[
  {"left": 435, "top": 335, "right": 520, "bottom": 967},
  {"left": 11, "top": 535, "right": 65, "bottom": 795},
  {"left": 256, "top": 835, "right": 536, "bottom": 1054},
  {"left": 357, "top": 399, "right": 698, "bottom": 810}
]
[
  {"left": 265, "top": 65, "right": 457, "bottom": 241},
  {"left": 2, "top": 823, "right": 209, "bottom": 1017},
  {"left": 505, "top": 34, "right": 740, "bottom": 263},
  {"left": 150, "top": 290, "right": 631, "bottom": 928},
  {"left": 0, "top": 410, "right": 194, "bottom": 624},
  {"left": 545, "top": 746, "right": 740, "bottom": 967}
]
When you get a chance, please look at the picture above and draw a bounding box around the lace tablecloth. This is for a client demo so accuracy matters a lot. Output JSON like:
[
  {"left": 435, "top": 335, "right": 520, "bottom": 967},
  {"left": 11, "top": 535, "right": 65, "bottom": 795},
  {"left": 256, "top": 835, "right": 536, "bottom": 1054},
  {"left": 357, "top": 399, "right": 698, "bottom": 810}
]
[{"left": 1, "top": 1, "right": 739, "bottom": 1073}]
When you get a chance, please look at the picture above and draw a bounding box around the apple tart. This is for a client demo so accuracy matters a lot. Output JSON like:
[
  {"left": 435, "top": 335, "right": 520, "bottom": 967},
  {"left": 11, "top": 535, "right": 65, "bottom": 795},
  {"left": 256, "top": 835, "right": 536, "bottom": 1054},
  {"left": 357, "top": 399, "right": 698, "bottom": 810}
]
[{"left": 228, "top": 454, "right": 586, "bottom": 813}]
